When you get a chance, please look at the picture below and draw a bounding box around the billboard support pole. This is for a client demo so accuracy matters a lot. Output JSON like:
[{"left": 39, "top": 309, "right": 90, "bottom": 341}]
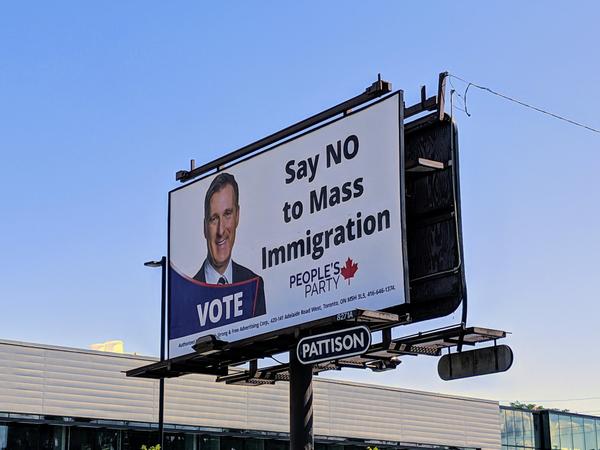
[{"left": 289, "top": 350, "right": 313, "bottom": 450}]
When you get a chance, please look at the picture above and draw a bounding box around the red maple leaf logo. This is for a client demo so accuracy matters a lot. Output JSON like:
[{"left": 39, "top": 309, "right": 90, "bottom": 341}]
[{"left": 340, "top": 257, "right": 358, "bottom": 284}]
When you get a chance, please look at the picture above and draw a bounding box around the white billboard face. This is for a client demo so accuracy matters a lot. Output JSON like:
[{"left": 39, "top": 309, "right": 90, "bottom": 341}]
[{"left": 168, "top": 93, "right": 406, "bottom": 358}]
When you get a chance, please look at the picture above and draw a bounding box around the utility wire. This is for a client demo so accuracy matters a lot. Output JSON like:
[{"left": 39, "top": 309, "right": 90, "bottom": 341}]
[
  {"left": 448, "top": 74, "right": 600, "bottom": 134},
  {"left": 270, "top": 355, "right": 285, "bottom": 365},
  {"left": 449, "top": 90, "right": 470, "bottom": 116},
  {"left": 448, "top": 77, "right": 470, "bottom": 116}
]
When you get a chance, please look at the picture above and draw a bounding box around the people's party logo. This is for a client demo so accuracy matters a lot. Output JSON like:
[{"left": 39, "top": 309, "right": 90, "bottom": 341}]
[
  {"left": 289, "top": 256, "right": 359, "bottom": 297},
  {"left": 340, "top": 257, "right": 358, "bottom": 285}
]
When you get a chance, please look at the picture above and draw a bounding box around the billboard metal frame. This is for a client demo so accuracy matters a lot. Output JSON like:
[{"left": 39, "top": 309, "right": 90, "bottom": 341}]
[
  {"left": 127, "top": 73, "right": 513, "bottom": 450},
  {"left": 128, "top": 72, "right": 480, "bottom": 381},
  {"left": 126, "top": 73, "right": 511, "bottom": 382}
]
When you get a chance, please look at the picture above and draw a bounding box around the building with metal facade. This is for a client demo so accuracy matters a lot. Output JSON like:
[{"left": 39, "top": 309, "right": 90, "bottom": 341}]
[{"left": 0, "top": 339, "right": 501, "bottom": 450}]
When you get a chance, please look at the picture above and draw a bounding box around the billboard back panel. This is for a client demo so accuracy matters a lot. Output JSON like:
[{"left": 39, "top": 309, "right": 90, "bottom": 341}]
[{"left": 168, "top": 93, "right": 406, "bottom": 358}]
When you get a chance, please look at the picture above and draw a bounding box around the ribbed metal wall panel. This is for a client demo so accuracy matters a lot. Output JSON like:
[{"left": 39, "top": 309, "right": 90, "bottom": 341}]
[
  {"left": 164, "top": 374, "right": 290, "bottom": 432},
  {"left": 0, "top": 340, "right": 158, "bottom": 423},
  {"left": 0, "top": 340, "right": 500, "bottom": 449}
]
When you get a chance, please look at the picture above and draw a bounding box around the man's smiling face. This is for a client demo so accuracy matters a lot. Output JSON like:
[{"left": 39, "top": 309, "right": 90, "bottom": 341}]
[{"left": 204, "top": 183, "right": 239, "bottom": 274}]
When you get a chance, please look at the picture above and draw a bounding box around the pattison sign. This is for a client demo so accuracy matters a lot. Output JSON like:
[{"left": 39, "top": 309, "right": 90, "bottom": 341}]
[{"left": 296, "top": 325, "right": 371, "bottom": 364}]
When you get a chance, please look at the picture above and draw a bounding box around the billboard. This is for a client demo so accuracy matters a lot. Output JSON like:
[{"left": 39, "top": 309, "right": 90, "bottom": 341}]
[{"left": 168, "top": 92, "right": 406, "bottom": 358}]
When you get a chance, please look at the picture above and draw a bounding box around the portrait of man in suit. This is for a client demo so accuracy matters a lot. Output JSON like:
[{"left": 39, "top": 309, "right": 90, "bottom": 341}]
[{"left": 193, "top": 172, "right": 266, "bottom": 316}]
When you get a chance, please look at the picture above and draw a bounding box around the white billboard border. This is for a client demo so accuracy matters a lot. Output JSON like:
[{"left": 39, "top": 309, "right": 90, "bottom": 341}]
[{"left": 166, "top": 91, "right": 408, "bottom": 359}]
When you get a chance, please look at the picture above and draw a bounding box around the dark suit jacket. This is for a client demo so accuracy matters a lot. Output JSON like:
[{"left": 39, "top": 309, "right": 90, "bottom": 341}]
[{"left": 193, "top": 260, "right": 266, "bottom": 317}]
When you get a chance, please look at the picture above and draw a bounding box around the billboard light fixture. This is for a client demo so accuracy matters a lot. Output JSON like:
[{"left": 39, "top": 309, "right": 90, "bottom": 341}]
[
  {"left": 355, "top": 309, "right": 402, "bottom": 324},
  {"left": 222, "top": 376, "right": 276, "bottom": 386},
  {"left": 192, "top": 335, "right": 227, "bottom": 355},
  {"left": 366, "top": 357, "right": 401, "bottom": 372},
  {"left": 244, "top": 378, "right": 277, "bottom": 386},
  {"left": 218, "top": 363, "right": 278, "bottom": 386},
  {"left": 334, "top": 359, "right": 367, "bottom": 369},
  {"left": 144, "top": 260, "right": 164, "bottom": 268}
]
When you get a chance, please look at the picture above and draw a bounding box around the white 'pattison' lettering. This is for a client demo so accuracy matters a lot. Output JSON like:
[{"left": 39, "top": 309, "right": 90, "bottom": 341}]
[
  {"left": 302, "top": 343, "right": 310, "bottom": 358},
  {"left": 301, "top": 331, "right": 367, "bottom": 359},
  {"left": 353, "top": 332, "right": 364, "bottom": 348}
]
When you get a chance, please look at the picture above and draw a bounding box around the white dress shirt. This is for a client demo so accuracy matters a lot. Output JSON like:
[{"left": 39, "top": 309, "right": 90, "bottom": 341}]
[{"left": 203, "top": 259, "right": 233, "bottom": 285}]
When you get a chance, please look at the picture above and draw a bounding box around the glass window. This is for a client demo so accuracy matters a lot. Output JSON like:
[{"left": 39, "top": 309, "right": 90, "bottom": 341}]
[
  {"left": 6, "top": 422, "right": 40, "bottom": 450},
  {"left": 584, "top": 418, "right": 596, "bottom": 450},
  {"left": 265, "top": 440, "right": 289, "bottom": 450},
  {"left": 69, "top": 427, "right": 119, "bottom": 450},
  {"left": 245, "top": 439, "right": 265, "bottom": 450},
  {"left": 506, "top": 409, "right": 516, "bottom": 446},
  {"left": 39, "top": 425, "right": 67, "bottom": 450},
  {"left": 523, "top": 412, "right": 534, "bottom": 448},
  {"left": 121, "top": 430, "right": 158, "bottom": 450},
  {"left": 221, "top": 437, "right": 244, "bottom": 450},
  {"left": 70, "top": 427, "right": 120, "bottom": 450},
  {"left": 98, "top": 429, "right": 119, "bottom": 450},
  {"left": 68, "top": 427, "right": 93, "bottom": 450},
  {"left": 514, "top": 411, "right": 524, "bottom": 447},
  {"left": 0, "top": 425, "right": 7, "bottom": 450},
  {"left": 573, "top": 417, "right": 585, "bottom": 450},
  {"left": 164, "top": 432, "right": 197, "bottom": 450},
  {"left": 560, "top": 415, "right": 574, "bottom": 450},
  {"left": 550, "top": 414, "right": 561, "bottom": 449},
  {"left": 501, "top": 410, "right": 508, "bottom": 446},
  {"left": 199, "top": 435, "right": 220, "bottom": 450},
  {"left": 0, "top": 424, "right": 66, "bottom": 450}
]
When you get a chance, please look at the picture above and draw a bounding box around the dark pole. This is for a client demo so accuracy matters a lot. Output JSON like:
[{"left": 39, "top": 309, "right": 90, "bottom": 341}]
[
  {"left": 159, "top": 256, "right": 166, "bottom": 450},
  {"left": 289, "top": 350, "right": 313, "bottom": 450},
  {"left": 144, "top": 257, "right": 167, "bottom": 450},
  {"left": 159, "top": 256, "right": 166, "bottom": 361}
]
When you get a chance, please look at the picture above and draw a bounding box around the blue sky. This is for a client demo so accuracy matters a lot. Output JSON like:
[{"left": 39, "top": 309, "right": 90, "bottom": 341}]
[{"left": 1, "top": 2, "right": 599, "bottom": 414}]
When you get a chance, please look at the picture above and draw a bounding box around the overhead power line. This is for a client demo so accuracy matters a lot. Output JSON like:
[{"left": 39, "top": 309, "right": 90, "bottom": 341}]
[{"left": 448, "top": 74, "right": 600, "bottom": 134}]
